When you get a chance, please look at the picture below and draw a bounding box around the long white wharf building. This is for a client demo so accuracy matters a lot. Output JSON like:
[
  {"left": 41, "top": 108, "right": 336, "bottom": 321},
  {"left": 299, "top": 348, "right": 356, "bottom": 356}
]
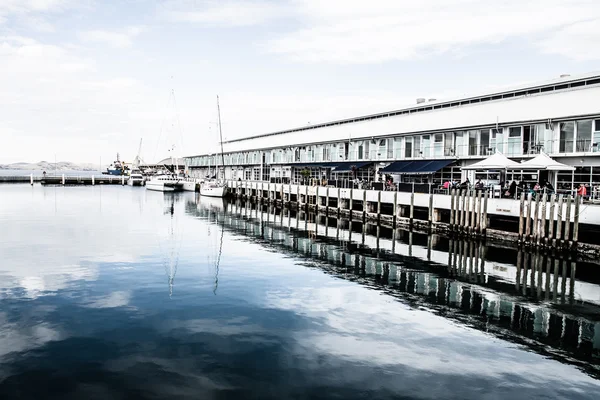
[{"left": 185, "top": 72, "right": 600, "bottom": 192}]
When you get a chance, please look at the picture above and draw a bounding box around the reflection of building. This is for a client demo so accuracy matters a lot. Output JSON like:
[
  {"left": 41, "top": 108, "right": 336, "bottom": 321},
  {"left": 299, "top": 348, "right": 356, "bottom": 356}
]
[
  {"left": 189, "top": 201, "right": 600, "bottom": 376},
  {"left": 186, "top": 72, "right": 600, "bottom": 192}
]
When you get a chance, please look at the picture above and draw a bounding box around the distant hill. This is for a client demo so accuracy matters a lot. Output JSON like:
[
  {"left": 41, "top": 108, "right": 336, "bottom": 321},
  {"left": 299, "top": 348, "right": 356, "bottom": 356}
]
[{"left": 0, "top": 161, "right": 99, "bottom": 171}]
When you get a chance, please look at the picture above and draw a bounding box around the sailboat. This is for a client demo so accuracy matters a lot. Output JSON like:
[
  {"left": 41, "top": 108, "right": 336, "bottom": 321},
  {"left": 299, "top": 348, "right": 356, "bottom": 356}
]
[
  {"left": 200, "top": 96, "right": 228, "bottom": 198},
  {"left": 146, "top": 89, "right": 185, "bottom": 192}
]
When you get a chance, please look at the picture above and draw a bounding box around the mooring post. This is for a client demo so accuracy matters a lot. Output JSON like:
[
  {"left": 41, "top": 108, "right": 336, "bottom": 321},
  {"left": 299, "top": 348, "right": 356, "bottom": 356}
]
[
  {"left": 465, "top": 191, "right": 471, "bottom": 234},
  {"left": 540, "top": 189, "right": 547, "bottom": 246},
  {"left": 482, "top": 190, "right": 489, "bottom": 236},
  {"left": 428, "top": 193, "right": 434, "bottom": 229},
  {"left": 470, "top": 191, "right": 477, "bottom": 234},
  {"left": 62, "top": 174, "right": 65, "bottom": 185},
  {"left": 564, "top": 196, "right": 572, "bottom": 247},
  {"left": 91, "top": 175, "right": 95, "bottom": 186},
  {"left": 349, "top": 188, "right": 354, "bottom": 219},
  {"left": 460, "top": 189, "right": 466, "bottom": 233},
  {"left": 573, "top": 194, "right": 580, "bottom": 249},
  {"left": 337, "top": 187, "right": 341, "bottom": 216},
  {"left": 30, "top": 173, "right": 33, "bottom": 185},
  {"left": 377, "top": 190, "right": 382, "bottom": 223},
  {"left": 525, "top": 193, "right": 532, "bottom": 244},
  {"left": 450, "top": 189, "right": 456, "bottom": 230},
  {"left": 533, "top": 191, "right": 540, "bottom": 245},
  {"left": 409, "top": 190, "right": 414, "bottom": 227},
  {"left": 476, "top": 190, "right": 482, "bottom": 235},
  {"left": 555, "top": 194, "right": 564, "bottom": 247},
  {"left": 121, "top": 175, "right": 125, "bottom": 185},
  {"left": 518, "top": 192, "right": 525, "bottom": 242},
  {"left": 548, "top": 194, "right": 556, "bottom": 244},
  {"left": 392, "top": 190, "right": 398, "bottom": 227},
  {"left": 362, "top": 189, "right": 367, "bottom": 222}
]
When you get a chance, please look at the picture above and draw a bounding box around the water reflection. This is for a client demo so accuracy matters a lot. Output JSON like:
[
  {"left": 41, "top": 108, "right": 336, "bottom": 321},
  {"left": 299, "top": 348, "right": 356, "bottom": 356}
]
[
  {"left": 1, "top": 186, "right": 599, "bottom": 399},
  {"left": 193, "top": 200, "right": 600, "bottom": 379}
]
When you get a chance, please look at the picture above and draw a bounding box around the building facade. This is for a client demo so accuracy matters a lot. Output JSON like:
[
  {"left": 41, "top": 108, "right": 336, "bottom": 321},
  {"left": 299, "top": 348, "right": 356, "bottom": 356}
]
[{"left": 185, "top": 72, "right": 600, "bottom": 192}]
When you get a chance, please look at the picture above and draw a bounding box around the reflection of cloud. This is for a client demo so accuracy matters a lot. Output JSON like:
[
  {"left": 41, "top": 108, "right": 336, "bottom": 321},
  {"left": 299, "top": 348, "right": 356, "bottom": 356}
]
[
  {"left": 84, "top": 291, "right": 132, "bottom": 309},
  {"left": 166, "top": 316, "right": 267, "bottom": 337},
  {"left": 264, "top": 283, "right": 600, "bottom": 388},
  {"left": 0, "top": 311, "right": 63, "bottom": 363}
]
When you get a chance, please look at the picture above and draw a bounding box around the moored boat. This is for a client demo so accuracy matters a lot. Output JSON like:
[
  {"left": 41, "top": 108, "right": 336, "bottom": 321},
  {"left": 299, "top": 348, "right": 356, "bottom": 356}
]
[{"left": 146, "top": 174, "right": 184, "bottom": 192}]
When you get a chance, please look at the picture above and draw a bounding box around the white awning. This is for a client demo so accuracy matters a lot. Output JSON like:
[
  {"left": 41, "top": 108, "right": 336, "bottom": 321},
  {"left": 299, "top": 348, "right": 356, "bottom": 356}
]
[
  {"left": 461, "top": 152, "right": 521, "bottom": 170},
  {"left": 507, "top": 153, "right": 575, "bottom": 171}
]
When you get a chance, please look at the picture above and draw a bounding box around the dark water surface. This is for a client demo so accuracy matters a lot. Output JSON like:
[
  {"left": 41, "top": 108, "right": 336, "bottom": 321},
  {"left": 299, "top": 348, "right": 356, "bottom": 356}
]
[{"left": 0, "top": 185, "right": 599, "bottom": 399}]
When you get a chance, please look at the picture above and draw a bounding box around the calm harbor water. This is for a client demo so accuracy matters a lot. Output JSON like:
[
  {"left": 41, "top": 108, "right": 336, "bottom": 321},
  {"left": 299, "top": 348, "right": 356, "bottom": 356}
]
[{"left": 0, "top": 184, "right": 599, "bottom": 399}]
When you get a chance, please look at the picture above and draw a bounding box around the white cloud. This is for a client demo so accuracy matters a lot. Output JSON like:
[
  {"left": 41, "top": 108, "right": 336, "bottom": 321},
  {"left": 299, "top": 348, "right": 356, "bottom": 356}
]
[
  {"left": 263, "top": 0, "right": 600, "bottom": 63},
  {"left": 79, "top": 26, "right": 146, "bottom": 49},
  {"left": 537, "top": 19, "right": 600, "bottom": 61},
  {"left": 162, "top": 0, "right": 290, "bottom": 26}
]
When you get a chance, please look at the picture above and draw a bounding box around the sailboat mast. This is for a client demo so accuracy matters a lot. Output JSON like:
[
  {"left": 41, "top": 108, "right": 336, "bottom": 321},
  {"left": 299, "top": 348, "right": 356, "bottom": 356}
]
[{"left": 217, "top": 95, "right": 225, "bottom": 180}]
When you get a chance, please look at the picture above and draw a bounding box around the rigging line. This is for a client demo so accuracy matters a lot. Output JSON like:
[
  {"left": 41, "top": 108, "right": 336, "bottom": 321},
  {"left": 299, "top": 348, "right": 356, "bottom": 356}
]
[{"left": 153, "top": 89, "right": 175, "bottom": 163}]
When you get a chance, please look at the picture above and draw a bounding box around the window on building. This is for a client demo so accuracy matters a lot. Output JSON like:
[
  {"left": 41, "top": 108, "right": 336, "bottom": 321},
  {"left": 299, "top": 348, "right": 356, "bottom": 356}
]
[
  {"left": 444, "top": 133, "right": 454, "bottom": 156},
  {"left": 413, "top": 136, "right": 421, "bottom": 158},
  {"left": 576, "top": 120, "right": 593, "bottom": 152},
  {"left": 422, "top": 135, "right": 431, "bottom": 158},
  {"left": 507, "top": 127, "right": 522, "bottom": 156},
  {"left": 468, "top": 130, "right": 478, "bottom": 156},
  {"left": 387, "top": 138, "right": 394, "bottom": 159},
  {"left": 490, "top": 128, "right": 503, "bottom": 153},
  {"left": 405, "top": 138, "right": 413, "bottom": 158},
  {"left": 593, "top": 120, "right": 600, "bottom": 152},
  {"left": 433, "top": 133, "right": 444, "bottom": 157},
  {"left": 480, "top": 130, "right": 490, "bottom": 155},
  {"left": 559, "top": 122, "right": 575, "bottom": 153},
  {"left": 455, "top": 131, "right": 466, "bottom": 156},
  {"left": 358, "top": 144, "right": 364, "bottom": 160}
]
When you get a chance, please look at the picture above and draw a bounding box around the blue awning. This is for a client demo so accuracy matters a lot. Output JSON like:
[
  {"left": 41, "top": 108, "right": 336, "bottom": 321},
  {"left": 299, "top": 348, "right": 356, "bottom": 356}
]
[
  {"left": 332, "top": 161, "right": 372, "bottom": 173},
  {"left": 381, "top": 160, "right": 453, "bottom": 175}
]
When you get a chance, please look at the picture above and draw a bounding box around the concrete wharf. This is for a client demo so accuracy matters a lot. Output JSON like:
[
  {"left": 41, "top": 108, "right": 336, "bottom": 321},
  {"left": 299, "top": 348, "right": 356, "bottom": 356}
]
[
  {"left": 0, "top": 174, "right": 129, "bottom": 185},
  {"left": 223, "top": 179, "right": 600, "bottom": 258}
]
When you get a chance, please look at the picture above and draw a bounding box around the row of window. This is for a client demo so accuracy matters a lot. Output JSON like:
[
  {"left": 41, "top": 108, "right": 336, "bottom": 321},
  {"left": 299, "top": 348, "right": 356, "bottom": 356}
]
[{"left": 186, "top": 119, "right": 600, "bottom": 168}]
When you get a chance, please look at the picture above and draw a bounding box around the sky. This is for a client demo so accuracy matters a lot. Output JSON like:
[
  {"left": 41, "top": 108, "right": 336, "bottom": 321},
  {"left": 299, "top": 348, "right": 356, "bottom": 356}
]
[{"left": 0, "top": 0, "right": 599, "bottom": 164}]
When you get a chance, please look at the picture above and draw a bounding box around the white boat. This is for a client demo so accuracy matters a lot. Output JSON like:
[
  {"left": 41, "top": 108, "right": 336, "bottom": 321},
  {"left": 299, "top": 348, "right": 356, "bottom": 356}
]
[
  {"left": 181, "top": 177, "right": 200, "bottom": 192},
  {"left": 128, "top": 170, "right": 145, "bottom": 186},
  {"left": 146, "top": 175, "right": 184, "bottom": 192},
  {"left": 200, "top": 180, "right": 227, "bottom": 197}
]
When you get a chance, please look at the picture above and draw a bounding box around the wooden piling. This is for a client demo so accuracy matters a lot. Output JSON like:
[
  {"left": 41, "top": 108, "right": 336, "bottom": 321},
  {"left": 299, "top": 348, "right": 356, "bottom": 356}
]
[
  {"left": 450, "top": 189, "right": 456, "bottom": 230},
  {"left": 533, "top": 191, "right": 540, "bottom": 244},
  {"left": 465, "top": 191, "right": 471, "bottom": 234},
  {"left": 540, "top": 190, "right": 547, "bottom": 246},
  {"left": 564, "top": 196, "right": 572, "bottom": 245},
  {"left": 555, "top": 194, "right": 563, "bottom": 247},
  {"left": 428, "top": 193, "right": 434, "bottom": 229},
  {"left": 548, "top": 194, "right": 556, "bottom": 244},
  {"left": 518, "top": 192, "right": 525, "bottom": 242},
  {"left": 482, "top": 190, "right": 489, "bottom": 235},
  {"left": 325, "top": 187, "right": 330, "bottom": 214},
  {"left": 525, "top": 193, "right": 532, "bottom": 243},
  {"left": 476, "top": 190, "right": 482, "bottom": 234},
  {"left": 460, "top": 190, "right": 466, "bottom": 233},
  {"left": 573, "top": 195, "right": 580, "bottom": 248},
  {"left": 409, "top": 191, "right": 414, "bottom": 226},
  {"left": 470, "top": 191, "right": 477, "bottom": 234},
  {"left": 316, "top": 185, "right": 320, "bottom": 210},
  {"left": 337, "top": 188, "right": 341, "bottom": 216},
  {"left": 362, "top": 189, "right": 367, "bottom": 222},
  {"left": 377, "top": 190, "right": 382, "bottom": 223},
  {"left": 349, "top": 188, "right": 354, "bottom": 218},
  {"left": 392, "top": 190, "right": 398, "bottom": 227}
]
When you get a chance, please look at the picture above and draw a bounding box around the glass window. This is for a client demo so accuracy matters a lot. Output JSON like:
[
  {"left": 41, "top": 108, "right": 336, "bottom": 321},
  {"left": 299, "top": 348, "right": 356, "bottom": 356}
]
[
  {"left": 595, "top": 120, "right": 600, "bottom": 132},
  {"left": 468, "top": 130, "right": 478, "bottom": 156},
  {"left": 405, "top": 138, "right": 413, "bottom": 158},
  {"left": 480, "top": 129, "right": 490, "bottom": 155},
  {"left": 559, "top": 122, "right": 574, "bottom": 153},
  {"left": 393, "top": 137, "right": 402, "bottom": 159},
  {"left": 576, "top": 120, "right": 593, "bottom": 152},
  {"left": 358, "top": 144, "right": 364, "bottom": 160},
  {"left": 413, "top": 136, "right": 421, "bottom": 158},
  {"left": 433, "top": 133, "right": 444, "bottom": 157},
  {"left": 422, "top": 135, "right": 431, "bottom": 158},
  {"left": 444, "top": 132, "right": 453, "bottom": 156},
  {"left": 454, "top": 131, "right": 466, "bottom": 156},
  {"left": 507, "top": 127, "right": 522, "bottom": 156}
]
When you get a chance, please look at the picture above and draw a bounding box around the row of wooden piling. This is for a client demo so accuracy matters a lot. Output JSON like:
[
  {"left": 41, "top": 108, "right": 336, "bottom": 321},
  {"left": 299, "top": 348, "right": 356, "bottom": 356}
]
[
  {"left": 518, "top": 191, "right": 580, "bottom": 250},
  {"left": 449, "top": 189, "right": 489, "bottom": 237}
]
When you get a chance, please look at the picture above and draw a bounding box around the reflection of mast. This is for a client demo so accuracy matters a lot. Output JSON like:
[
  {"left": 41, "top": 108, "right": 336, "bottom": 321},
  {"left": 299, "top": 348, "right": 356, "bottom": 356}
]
[
  {"left": 163, "top": 196, "right": 180, "bottom": 298},
  {"left": 213, "top": 209, "right": 225, "bottom": 295}
]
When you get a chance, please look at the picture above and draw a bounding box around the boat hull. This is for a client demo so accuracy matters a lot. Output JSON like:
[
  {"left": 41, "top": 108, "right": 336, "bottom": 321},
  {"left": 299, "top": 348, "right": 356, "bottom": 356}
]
[
  {"left": 128, "top": 179, "right": 144, "bottom": 186},
  {"left": 146, "top": 180, "right": 183, "bottom": 192},
  {"left": 200, "top": 184, "right": 227, "bottom": 198},
  {"left": 182, "top": 181, "right": 199, "bottom": 192}
]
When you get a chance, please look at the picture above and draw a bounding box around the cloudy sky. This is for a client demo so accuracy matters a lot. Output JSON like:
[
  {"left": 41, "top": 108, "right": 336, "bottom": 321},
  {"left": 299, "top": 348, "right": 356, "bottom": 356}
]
[{"left": 0, "top": 0, "right": 599, "bottom": 164}]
